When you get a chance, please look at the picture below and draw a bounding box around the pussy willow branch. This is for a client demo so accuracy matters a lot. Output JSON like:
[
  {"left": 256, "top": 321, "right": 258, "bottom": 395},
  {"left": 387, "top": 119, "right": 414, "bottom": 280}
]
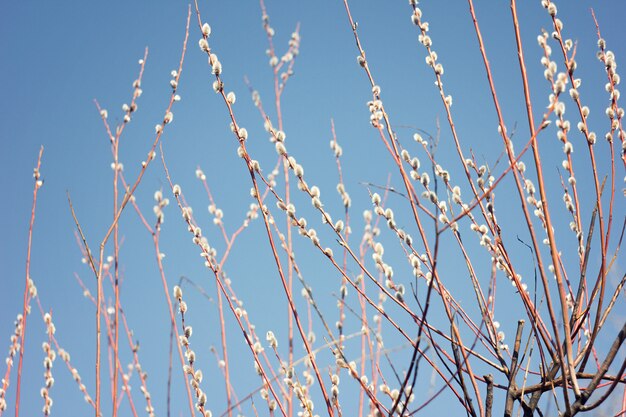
[
  {"left": 511, "top": 0, "right": 580, "bottom": 404},
  {"left": 467, "top": 0, "right": 557, "bottom": 369},
  {"left": 543, "top": 0, "right": 609, "bottom": 375},
  {"left": 160, "top": 145, "right": 291, "bottom": 417},
  {"left": 14, "top": 147, "right": 44, "bottom": 417},
  {"left": 339, "top": 7, "right": 485, "bottom": 414},
  {"left": 72, "top": 9, "right": 191, "bottom": 416},
  {"left": 192, "top": 3, "right": 339, "bottom": 415}
]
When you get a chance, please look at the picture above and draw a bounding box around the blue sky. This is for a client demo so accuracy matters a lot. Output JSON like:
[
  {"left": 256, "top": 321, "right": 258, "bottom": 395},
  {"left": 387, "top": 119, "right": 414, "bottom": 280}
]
[{"left": 1, "top": 1, "right": 625, "bottom": 416}]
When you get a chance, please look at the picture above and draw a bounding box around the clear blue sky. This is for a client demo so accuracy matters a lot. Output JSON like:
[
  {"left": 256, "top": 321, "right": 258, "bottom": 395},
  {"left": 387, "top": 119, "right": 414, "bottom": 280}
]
[{"left": 1, "top": 1, "right": 624, "bottom": 416}]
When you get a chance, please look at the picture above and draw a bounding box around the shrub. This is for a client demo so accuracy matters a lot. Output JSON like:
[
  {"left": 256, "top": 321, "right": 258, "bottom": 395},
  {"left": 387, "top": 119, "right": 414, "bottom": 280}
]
[{"left": 1, "top": 1, "right": 624, "bottom": 417}]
